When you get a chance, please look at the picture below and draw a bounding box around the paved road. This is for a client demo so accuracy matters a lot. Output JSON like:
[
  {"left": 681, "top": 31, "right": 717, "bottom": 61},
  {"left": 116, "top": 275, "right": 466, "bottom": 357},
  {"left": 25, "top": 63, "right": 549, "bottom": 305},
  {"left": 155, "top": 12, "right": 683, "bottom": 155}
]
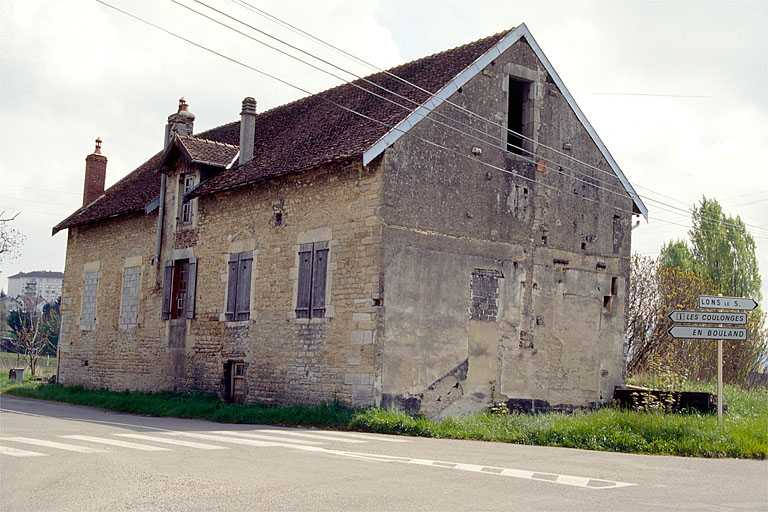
[{"left": 0, "top": 396, "right": 765, "bottom": 511}]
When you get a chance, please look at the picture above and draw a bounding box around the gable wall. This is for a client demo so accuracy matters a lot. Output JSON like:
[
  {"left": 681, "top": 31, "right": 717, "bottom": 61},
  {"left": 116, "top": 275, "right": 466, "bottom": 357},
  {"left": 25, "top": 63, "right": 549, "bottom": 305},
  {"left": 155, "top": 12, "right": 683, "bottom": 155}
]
[
  {"left": 378, "top": 37, "right": 634, "bottom": 416},
  {"left": 58, "top": 212, "right": 168, "bottom": 390}
]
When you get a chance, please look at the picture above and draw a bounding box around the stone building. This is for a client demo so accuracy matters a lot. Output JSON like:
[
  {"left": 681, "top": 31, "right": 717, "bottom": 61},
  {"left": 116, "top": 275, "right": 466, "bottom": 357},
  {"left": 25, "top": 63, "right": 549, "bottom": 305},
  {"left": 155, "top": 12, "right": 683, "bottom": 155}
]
[{"left": 53, "top": 25, "right": 646, "bottom": 416}]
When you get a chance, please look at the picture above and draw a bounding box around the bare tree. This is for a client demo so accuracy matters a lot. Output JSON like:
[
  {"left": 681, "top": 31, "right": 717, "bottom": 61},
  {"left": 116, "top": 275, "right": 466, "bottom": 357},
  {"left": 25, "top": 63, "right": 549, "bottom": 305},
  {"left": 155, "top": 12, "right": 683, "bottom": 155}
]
[
  {"left": 0, "top": 210, "right": 25, "bottom": 268},
  {"left": 8, "top": 296, "right": 52, "bottom": 376}
]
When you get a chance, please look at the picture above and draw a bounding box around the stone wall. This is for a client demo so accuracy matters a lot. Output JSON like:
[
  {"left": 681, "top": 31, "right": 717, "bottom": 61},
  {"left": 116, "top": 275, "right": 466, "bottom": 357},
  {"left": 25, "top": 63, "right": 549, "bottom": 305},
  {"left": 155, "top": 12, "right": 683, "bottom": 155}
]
[
  {"left": 377, "top": 37, "right": 635, "bottom": 417},
  {"left": 60, "top": 158, "right": 383, "bottom": 408},
  {"left": 58, "top": 212, "right": 166, "bottom": 390}
]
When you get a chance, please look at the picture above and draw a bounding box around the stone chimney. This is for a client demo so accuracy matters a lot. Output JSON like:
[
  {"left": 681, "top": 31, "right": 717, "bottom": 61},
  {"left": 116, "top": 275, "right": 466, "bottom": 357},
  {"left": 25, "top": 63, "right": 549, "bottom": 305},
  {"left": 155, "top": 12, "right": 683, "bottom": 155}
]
[
  {"left": 167, "top": 97, "right": 195, "bottom": 139},
  {"left": 83, "top": 138, "right": 107, "bottom": 206},
  {"left": 239, "top": 97, "right": 257, "bottom": 166}
]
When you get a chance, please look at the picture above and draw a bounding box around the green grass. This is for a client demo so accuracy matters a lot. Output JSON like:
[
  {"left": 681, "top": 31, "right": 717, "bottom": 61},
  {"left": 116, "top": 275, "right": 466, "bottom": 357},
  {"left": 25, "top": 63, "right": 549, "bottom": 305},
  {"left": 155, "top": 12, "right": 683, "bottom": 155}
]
[
  {"left": 2, "top": 379, "right": 765, "bottom": 459},
  {"left": 0, "top": 352, "right": 57, "bottom": 378}
]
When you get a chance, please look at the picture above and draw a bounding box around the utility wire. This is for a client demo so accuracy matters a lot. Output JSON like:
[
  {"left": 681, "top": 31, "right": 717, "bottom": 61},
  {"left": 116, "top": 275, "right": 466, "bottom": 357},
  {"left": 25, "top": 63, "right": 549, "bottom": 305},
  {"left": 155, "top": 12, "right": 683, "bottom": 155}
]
[
  {"left": 176, "top": 0, "right": 631, "bottom": 199},
  {"left": 99, "top": 0, "right": 768, "bottom": 241},
  {"left": 230, "top": 0, "right": 768, "bottom": 236},
  {"left": 95, "top": 0, "right": 640, "bottom": 218},
  {"left": 231, "top": 0, "right": 638, "bottom": 190}
]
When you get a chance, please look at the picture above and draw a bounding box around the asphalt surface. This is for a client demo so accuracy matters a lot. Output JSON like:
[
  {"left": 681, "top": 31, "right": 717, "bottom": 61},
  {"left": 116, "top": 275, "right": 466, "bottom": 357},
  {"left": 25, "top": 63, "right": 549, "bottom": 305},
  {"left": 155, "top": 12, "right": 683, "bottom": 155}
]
[{"left": 0, "top": 395, "right": 766, "bottom": 511}]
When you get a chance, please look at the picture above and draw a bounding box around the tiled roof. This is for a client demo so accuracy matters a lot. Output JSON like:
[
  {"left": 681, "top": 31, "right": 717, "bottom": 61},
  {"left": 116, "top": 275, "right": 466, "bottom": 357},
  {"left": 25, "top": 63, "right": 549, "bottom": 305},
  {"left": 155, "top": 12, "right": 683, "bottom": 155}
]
[
  {"left": 53, "top": 30, "right": 509, "bottom": 234},
  {"left": 175, "top": 135, "right": 239, "bottom": 168}
]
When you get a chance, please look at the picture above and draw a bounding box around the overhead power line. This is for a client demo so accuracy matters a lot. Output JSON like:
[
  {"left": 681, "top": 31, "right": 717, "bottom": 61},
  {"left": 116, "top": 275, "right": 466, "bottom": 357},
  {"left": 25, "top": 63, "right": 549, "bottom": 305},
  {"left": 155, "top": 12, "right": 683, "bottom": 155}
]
[
  {"left": 176, "top": 0, "right": 631, "bottom": 199},
  {"left": 97, "top": 0, "right": 768, "bottom": 242},
  {"left": 97, "top": 0, "right": 646, "bottom": 219},
  {"left": 226, "top": 0, "right": 768, "bottom": 236}
]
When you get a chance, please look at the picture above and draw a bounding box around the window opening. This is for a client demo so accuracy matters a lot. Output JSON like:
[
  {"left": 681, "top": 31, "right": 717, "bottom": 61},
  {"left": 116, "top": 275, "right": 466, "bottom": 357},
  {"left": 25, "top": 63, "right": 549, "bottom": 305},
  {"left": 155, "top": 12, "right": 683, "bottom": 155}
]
[
  {"left": 180, "top": 175, "right": 196, "bottom": 224},
  {"left": 162, "top": 258, "right": 197, "bottom": 320},
  {"left": 172, "top": 260, "right": 189, "bottom": 319},
  {"left": 296, "top": 241, "right": 329, "bottom": 319},
  {"left": 507, "top": 79, "right": 528, "bottom": 155}
]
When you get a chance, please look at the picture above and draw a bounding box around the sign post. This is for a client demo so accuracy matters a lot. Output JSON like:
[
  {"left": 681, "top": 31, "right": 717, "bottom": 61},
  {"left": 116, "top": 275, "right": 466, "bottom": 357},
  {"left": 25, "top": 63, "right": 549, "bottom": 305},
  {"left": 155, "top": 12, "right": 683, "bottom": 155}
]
[{"left": 668, "top": 295, "right": 757, "bottom": 427}]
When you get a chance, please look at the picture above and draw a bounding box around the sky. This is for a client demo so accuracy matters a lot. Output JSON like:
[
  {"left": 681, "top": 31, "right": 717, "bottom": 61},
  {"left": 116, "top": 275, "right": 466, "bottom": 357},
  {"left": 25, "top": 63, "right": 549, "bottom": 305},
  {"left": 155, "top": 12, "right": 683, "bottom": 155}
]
[{"left": 1, "top": 0, "right": 767, "bottom": 303}]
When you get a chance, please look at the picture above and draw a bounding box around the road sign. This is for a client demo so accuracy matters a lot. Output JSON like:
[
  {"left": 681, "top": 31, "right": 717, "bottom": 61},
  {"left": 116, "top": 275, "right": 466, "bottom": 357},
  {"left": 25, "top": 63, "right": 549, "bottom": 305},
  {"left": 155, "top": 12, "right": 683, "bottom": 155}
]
[
  {"left": 668, "top": 325, "right": 747, "bottom": 341},
  {"left": 667, "top": 311, "right": 747, "bottom": 325},
  {"left": 698, "top": 296, "right": 757, "bottom": 311}
]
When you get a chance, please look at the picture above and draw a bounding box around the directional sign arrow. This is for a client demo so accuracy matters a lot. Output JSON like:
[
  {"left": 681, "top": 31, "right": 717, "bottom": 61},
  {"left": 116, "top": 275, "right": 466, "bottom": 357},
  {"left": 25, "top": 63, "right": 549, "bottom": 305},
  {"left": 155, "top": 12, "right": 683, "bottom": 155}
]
[
  {"left": 667, "top": 311, "right": 747, "bottom": 325},
  {"left": 698, "top": 296, "right": 758, "bottom": 311},
  {"left": 668, "top": 325, "right": 747, "bottom": 341}
]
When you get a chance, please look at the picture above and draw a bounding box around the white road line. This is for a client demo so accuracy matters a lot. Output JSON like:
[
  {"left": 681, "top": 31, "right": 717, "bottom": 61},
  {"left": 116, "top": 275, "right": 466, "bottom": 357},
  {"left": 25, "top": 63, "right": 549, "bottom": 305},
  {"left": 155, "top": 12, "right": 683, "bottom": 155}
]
[
  {"left": 307, "top": 431, "right": 411, "bottom": 443},
  {"left": 341, "top": 452, "right": 635, "bottom": 489},
  {"left": 250, "top": 429, "right": 366, "bottom": 444},
  {"left": 169, "top": 432, "right": 634, "bottom": 489},
  {"left": 115, "top": 433, "right": 228, "bottom": 450},
  {"left": 0, "top": 445, "right": 46, "bottom": 457},
  {"left": 62, "top": 435, "right": 171, "bottom": 451},
  {"left": 2, "top": 437, "right": 106, "bottom": 453},
  {"left": 209, "top": 431, "right": 325, "bottom": 445},
  {"left": 166, "top": 432, "right": 317, "bottom": 449}
]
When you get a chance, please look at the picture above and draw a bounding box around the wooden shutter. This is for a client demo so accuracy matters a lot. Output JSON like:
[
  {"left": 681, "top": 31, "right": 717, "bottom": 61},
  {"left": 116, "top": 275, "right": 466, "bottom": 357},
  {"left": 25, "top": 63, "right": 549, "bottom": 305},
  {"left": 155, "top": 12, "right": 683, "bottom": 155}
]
[
  {"left": 296, "top": 244, "right": 313, "bottom": 318},
  {"left": 225, "top": 253, "right": 238, "bottom": 321},
  {"left": 185, "top": 257, "right": 197, "bottom": 319},
  {"left": 311, "top": 242, "right": 329, "bottom": 318},
  {"left": 236, "top": 251, "right": 252, "bottom": 321},
  {"left": 161, "top": 261, "right": 174, "bottom": 320}
]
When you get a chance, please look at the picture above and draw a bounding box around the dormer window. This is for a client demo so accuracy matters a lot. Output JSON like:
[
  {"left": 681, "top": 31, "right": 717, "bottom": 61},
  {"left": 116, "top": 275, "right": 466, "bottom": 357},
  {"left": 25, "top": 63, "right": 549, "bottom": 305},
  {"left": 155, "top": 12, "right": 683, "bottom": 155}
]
[{"left": 180, "top": 174, "right": 196, "bottom": 224}]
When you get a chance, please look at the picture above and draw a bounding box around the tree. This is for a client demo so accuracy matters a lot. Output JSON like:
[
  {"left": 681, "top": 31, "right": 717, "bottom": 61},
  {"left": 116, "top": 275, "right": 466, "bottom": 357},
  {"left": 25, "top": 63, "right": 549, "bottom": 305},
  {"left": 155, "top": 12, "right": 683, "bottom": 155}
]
[
  {"left": 659, "top": 239, "right": 694, "bottom": 271},
  {"left": 689, "top": 197, "right": 762, "bottom": 302},
  {"left": 40, "top": 297, "right": 60, "bottom": 356},
  {"left": 627, "top": 255, "right": 767, "bottom": 386},
  {"left": 0, "top": 210, "right": 25, "bottom": 268},
  {"left": 7, "top": 296, "right": 54, "bottom": 376}
]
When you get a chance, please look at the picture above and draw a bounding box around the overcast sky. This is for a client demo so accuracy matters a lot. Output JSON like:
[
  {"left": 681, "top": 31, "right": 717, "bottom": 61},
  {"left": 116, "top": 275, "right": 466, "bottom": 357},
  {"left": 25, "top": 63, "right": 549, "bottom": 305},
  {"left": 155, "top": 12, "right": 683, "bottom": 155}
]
[{"left": 1, "top": 0, "right": 766, "bottom": 302}]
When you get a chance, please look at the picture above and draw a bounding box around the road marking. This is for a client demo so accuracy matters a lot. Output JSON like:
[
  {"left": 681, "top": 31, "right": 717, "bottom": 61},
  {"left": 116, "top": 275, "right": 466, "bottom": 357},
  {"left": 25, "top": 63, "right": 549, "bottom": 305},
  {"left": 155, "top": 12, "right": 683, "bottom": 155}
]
[
  {"left": 311, "top": 431, "right": 411, "bottom": 443},
  {"left": 62, "top": 435, "right": 171, "bottom": 451},
  {"left": 2, "top": 437, "right": 106, "bottom": 453},
  {"left": 209, "top": 431, "right": 324, "bottom": 445},
  {"left": 0, "top": 445, "right": 46, "bottom": 457},
  {"left": 341, "top": 452, "right": 636, "bottom": 489},
  {"left": 251, "top": 429, "right": 367, "bottom": 444},
  {"left": 115, "top": 433, "right": 228, "bottom": 450},
  {"left": 166, "top": 431, "right": 302, "bottom": 448},
  {"left": 169, "top": 432, "right": 634, "bottom": 489}
]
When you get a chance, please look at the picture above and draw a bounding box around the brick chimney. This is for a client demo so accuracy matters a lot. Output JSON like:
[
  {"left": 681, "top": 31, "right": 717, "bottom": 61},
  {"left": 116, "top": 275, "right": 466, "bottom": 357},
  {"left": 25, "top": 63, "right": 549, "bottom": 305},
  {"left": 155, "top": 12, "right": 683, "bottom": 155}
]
[
  {"left": 239, "top": 97, "right": 257, "bottom": 166},
  {"left": 167, "top": 97, "right": 195, "bottom": 139},
  {"left": 83, "top": 138, "right": 107, "bottom": 206}
]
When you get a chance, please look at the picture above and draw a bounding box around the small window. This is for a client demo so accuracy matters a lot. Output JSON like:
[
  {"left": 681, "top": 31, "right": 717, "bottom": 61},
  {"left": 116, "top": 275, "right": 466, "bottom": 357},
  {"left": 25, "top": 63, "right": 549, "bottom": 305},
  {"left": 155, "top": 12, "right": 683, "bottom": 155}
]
[
  {"left": 225, "top": 251, "right": 253, "bottom": 321},
  {"left": 507, "top": 79, "right": 530, "bottom": 155},
  {"left": 296, "top": 241, "right": 329, "bottom": 319},
  {"left": 180, "top": 175, "right": 196, "bottom": 224},
  {"left": 162, "top": 258, "right": 197, "bottom": 320}
]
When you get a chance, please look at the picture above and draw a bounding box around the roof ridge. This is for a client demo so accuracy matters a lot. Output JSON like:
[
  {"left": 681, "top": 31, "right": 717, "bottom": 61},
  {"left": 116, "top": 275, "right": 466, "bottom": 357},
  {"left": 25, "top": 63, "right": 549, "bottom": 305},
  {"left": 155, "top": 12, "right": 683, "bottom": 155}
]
[{"left": 179, "top": 134, "right": 240, "bottom": 150}]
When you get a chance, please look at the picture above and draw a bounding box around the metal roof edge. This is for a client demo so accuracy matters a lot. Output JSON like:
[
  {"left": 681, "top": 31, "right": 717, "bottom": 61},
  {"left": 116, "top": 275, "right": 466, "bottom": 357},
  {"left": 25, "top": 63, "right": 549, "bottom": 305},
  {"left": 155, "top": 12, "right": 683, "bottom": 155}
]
[
  {"left": 362, "top": 24, "right": 647, "bottom": 219},
  {"left": 519, "top": 24, "right": 648, "bottom": 219},
  {"left": 363, "top": 26, "right": 527, "bottom": 167}
]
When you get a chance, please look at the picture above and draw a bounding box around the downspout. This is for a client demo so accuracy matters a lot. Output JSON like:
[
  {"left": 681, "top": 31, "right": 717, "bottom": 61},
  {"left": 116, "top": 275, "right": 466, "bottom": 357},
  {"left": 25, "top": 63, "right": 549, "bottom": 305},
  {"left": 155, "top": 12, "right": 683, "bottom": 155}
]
[{"left": 154, "top": 124, "right": 171, "bottom": 263}]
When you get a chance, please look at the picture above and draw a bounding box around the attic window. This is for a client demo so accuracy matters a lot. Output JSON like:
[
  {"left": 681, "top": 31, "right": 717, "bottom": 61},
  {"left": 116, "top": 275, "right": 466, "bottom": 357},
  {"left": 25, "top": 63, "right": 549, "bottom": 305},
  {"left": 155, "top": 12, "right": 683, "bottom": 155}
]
[
  {"left": 507, "top": 79, "right": 530, "bottom": 155},
  {"left": 180, "top": 174, "right": 196, "bottom": 224}
]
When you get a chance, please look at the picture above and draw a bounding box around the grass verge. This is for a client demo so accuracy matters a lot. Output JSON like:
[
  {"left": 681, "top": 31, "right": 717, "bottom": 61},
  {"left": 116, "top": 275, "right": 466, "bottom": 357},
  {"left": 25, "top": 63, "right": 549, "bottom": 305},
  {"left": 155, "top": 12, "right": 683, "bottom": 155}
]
[{"left": 2, "top": 380, "right": 765, "bottom": 459}]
